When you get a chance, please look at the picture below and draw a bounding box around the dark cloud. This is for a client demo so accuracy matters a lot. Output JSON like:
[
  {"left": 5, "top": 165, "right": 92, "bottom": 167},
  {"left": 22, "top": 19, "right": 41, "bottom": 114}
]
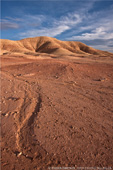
[
  {"left": 0, "top": 22, "right": 19, "bottom": 30},
  {"left": 80, "top": 39, "right": 113, "bottom": 46},
  {"left": 108, "top": 44, "right": 113, "bottom": 47},
  {"left": 74, "top": 38, "right": 113, "bottom": 53}
]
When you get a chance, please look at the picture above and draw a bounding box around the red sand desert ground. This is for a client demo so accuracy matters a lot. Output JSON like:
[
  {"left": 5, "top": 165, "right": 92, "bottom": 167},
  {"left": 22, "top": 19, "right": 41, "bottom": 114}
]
[{"left": 0, "top": 36, "right": 113, "bottom": 170}]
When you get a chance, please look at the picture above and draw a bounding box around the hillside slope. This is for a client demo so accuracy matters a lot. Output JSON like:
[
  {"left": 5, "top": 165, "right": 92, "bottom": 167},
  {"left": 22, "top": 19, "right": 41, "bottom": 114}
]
[{"left": 1, "top": 36, "right": 113, "bottom": 56}]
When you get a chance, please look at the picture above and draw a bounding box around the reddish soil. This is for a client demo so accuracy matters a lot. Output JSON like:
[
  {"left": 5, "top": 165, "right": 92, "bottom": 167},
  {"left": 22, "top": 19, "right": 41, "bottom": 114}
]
[{"left": 1, "top": 53, "right": 113, "bottom": 170}]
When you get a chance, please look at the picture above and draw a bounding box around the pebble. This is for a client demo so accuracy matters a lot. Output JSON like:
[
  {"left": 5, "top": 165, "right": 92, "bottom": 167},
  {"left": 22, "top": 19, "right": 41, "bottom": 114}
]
[
  {"left": 54, "top": 137, "right": 57, "bottom": 140},
  {"left": 12, "top": 111, "right": 18, "bottom": 115},
  {"left": 25, "top": 154, "right": 31, "bottom": 158},
  {"left": 69, "top": 125, "right": 73, "bottom": 129},
  {"left": 3, "top": 163, "right": 9, "bottom": 166},
  {"left": 17, "top": 152, "right": 22, "bottom": 157},
  {"left": 17, "top": 74, "right": 21, "bottom": 77}
]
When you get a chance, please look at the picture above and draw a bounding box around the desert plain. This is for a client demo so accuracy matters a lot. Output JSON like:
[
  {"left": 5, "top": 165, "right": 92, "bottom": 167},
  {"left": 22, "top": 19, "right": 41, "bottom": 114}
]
[{"left": 0, "top": 36, "right": 113, "bottom": 170}]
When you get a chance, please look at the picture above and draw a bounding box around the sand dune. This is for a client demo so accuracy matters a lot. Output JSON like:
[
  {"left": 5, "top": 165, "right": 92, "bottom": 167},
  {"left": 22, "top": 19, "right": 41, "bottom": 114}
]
[{"left": 1, "top": 36, "right": 113, "bottom": 56}]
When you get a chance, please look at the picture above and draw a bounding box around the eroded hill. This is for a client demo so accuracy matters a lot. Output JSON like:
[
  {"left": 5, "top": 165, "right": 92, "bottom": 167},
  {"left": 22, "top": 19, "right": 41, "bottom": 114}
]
[{"left": 1, "top": 36, "right": 113, "bottom": 57}]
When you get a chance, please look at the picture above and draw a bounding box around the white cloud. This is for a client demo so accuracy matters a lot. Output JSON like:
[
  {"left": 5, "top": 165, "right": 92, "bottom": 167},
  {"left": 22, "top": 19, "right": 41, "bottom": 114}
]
[
  {"left": 69, "top": 27, "right": 113, "bottom": 41},
  {"left": 56, "top": 13, "right": 82, "bottom": 26},
  {"left": 66, "top": 7, "right": 113, "bottom": 43},
  {"left": 18, "top": 12, "right": 83, "bottom": 38},
  {"left": 63, "top": 5, "right": 113, "bottom": 53},
  {"left": 20, "top": 25, "right": 70, "bottom": 38}
]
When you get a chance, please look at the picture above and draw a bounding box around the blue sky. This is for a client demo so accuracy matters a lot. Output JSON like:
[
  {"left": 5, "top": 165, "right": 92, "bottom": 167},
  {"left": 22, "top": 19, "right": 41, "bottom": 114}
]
[{"left": 1, "top": 0, "right": 113, "bottom": 52}]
